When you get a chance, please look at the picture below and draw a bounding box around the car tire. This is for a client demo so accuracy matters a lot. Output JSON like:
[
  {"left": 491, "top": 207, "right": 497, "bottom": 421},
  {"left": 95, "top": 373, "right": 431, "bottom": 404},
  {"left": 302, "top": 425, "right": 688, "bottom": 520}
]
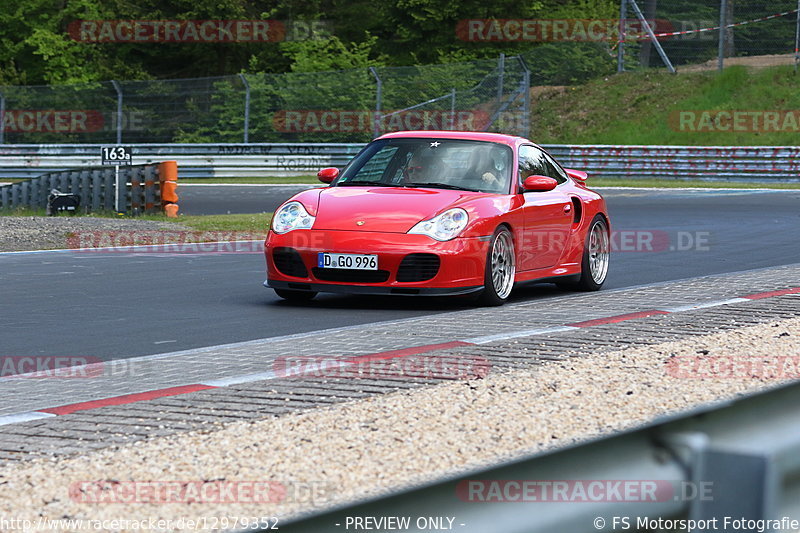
[
  {"left": 274, "top": 289, "right": 317, "bottom": 301},
  {"left": 477, "top": 227, "right": 516, "bottom": 306},
  {"left": 556, "top": 214, "right": 609, "bottom": 292}
]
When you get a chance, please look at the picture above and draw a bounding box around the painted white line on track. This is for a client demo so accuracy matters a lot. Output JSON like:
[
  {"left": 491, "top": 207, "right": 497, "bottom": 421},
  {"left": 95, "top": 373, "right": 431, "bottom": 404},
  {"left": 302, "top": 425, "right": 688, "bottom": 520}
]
[
  {"left": 658, "top": 298, "right": 751, "bottom": 313},
  {"left": 465, "top": 326, "right": 580, "bottom": 345},
  {"left": 0, "top": 411, "right": 56, "bottom": 426},
  {"left": 201, "top": 371, "right": 278, "bottom": 387},
  {"left": 200, "top": 361, "right": 352, "bottom": 387}
]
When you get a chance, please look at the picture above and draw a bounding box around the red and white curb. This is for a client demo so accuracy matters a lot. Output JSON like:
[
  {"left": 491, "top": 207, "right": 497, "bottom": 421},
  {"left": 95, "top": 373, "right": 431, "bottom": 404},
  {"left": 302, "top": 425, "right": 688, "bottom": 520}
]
[{"left": 1, "top": 286, "right": 798, "bottom": 427}]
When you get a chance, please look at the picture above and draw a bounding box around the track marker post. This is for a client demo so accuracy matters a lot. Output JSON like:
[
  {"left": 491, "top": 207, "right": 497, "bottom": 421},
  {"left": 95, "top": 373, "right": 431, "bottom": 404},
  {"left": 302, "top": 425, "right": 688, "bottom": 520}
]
[{"left": 100, "top": 145, "right": 132, "bottom": 214}]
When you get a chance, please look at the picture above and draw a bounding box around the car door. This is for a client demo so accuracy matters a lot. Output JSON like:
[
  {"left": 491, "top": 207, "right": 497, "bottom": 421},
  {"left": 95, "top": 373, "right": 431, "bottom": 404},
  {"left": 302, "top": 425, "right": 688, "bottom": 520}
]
[{"left": 517, "top": 145, "right": 573, "bottom": 271}]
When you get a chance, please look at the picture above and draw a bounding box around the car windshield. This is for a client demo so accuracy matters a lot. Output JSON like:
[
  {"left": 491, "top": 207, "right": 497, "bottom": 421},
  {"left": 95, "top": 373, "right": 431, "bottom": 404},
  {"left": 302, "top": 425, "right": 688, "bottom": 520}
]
[{"left": 335, "top": 138, "right": 513, "bottom": 194}]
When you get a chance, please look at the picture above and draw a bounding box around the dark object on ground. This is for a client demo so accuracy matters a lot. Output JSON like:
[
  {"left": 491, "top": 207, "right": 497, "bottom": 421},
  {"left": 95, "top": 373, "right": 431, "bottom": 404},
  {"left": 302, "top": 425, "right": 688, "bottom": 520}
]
[{"left": 46, "top": 189, "right": 81, "bottom": 216}]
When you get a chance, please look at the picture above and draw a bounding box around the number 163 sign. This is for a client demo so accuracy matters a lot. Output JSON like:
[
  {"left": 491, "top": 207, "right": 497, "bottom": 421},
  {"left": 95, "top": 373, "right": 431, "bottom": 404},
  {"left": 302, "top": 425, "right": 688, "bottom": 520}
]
[{"left": 101, "top": 145, "right": 132, "bottom": 165}]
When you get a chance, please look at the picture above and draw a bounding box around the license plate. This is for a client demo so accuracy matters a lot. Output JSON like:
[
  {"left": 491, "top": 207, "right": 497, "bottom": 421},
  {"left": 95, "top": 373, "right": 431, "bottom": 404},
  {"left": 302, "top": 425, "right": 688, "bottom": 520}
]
[{"left": 318, "top": 253, "right": 378, "bottom": 270}]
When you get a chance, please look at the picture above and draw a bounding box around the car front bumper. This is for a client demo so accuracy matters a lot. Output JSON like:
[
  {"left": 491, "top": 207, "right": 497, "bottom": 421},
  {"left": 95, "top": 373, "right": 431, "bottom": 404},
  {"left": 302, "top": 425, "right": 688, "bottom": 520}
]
[{"left": 264, "top": 229, "right": 489, "bottom": 296}]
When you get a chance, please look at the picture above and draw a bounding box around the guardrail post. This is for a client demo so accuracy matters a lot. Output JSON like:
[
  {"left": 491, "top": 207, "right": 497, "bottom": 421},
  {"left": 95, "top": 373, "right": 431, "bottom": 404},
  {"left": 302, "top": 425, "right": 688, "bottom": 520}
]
[
  {"left": 79, "top": 170, "right": 90, "bottom": 213},
  {"left": 29, "top": 177, "right": 39, "bottom": 208},
  {"left": 143, "top": 165, "right": 156, "bottom": 212},
  {"left": 20, "top": 180, "right": 29, "bottom": 207},
  {"left": 239, "top": 74, "right": 251, "bottom": 143},
  {"left": 369, "top": 67, "right": 382, "bottom": 139},
  {"left": 70, "top": 171, "right": 80, "bottom": 208},
  {"left": 58, "top": 170, "right": 68, "bottom": 191},
  {"left": 10, "top": 182, "right": 19, "bottom": 208},
  {"left": 104, "top": 170, "right": 115, "bottom": 212},
  {"left": 129, "top": 166, "right": 142, "bottom": 214},
  {"left": 91, "top": 169, "right": 102, "bottom": 212},
  {"left": 111, "top": 80, "right": 123, "bottom": 144}
]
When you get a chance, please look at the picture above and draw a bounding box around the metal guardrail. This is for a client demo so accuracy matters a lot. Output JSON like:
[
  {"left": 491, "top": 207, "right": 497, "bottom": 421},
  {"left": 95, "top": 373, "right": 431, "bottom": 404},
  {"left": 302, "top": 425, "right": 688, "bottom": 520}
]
[
  {"left": 0, "top": 144, "right": 364, "bottom": 179},
  {"left": 0, "top": 161, "right": 178, "bottom": 215},
  {"left": 546, "top": 145, "right": 800, "bottom": 180},
  {"left": 265, "top": 381, "right": 800, "bottom": 533},
  {"left": 0, "top": 144, "right": 798, "bottom": 180}
]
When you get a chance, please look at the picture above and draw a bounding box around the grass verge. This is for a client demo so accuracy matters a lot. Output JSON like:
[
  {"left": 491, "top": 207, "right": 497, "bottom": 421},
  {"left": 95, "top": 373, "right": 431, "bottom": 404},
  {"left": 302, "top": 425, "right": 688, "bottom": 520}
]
[
  {"left": 0, "top": 208, "right": 273, "bottom": 234},
  {"left": 140, "top": 213, "right": 272, "bottom": 232}
]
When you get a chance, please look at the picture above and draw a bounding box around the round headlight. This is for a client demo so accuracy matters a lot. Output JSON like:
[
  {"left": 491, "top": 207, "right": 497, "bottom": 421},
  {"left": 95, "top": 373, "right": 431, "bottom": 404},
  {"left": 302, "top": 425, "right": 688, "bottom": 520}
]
[
  {"left": 408, "top": 208, "right": 469, "bottom": 241},
  {"left": 272, "top": 201, "right": 315, "bottom": 234}
]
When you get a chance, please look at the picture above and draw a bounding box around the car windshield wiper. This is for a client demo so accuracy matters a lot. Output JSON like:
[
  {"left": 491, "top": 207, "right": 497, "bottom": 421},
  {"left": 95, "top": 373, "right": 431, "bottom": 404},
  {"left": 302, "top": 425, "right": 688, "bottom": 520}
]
[
  {"left": 404, "top": 182, "right": 480, "bottom": 192},
  {"left": 337, "top": 180, "right": 394, "bottom": 186}
]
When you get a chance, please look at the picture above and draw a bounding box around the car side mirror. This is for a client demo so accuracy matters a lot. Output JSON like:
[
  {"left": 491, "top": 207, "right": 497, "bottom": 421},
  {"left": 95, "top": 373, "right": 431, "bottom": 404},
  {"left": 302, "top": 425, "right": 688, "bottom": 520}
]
[
  {"left": 522, "top": 175, "right": 558, "bottom": 192},
  {"left": 317, "top": 167, "right": 339, "bottom": 184},
  {"left": 564, "top": 168, "right": 588, "bottom": 182}
]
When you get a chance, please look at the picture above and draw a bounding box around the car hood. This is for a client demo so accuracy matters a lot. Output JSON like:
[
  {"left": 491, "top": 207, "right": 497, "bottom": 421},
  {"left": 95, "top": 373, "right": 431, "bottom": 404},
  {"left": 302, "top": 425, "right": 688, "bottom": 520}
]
[{"left": 313, "top": 186, "right": 488, "bottom": 233}]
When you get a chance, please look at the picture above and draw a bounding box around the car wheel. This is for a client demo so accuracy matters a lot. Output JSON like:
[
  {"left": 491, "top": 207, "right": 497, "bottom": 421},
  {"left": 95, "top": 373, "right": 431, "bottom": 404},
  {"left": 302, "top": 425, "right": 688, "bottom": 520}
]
[
  {"left": 477, "top": 227, "right": 516, "bottom": 306},
  {"left": 274, "top": 288, "right": 317, "bottom": 301},
  {"left": 557, "top": 214, "right": 609, "bottom": 292}
]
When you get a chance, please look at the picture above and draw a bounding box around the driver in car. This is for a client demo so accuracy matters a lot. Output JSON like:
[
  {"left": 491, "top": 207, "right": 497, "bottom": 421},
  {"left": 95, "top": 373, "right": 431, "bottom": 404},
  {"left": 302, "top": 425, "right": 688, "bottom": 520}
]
[{"left": 403, "top": 150, "right": 441, "bottom": 185}]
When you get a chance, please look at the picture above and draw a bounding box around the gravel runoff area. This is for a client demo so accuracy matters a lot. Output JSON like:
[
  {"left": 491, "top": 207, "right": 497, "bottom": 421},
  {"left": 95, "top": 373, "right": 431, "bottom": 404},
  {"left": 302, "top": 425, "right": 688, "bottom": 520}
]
[
  {"left": 0, "top": 217, "right": 192, "bottom": 252},
  {"left": 0, "top": 317, "right": 797, "bottom": 531}
]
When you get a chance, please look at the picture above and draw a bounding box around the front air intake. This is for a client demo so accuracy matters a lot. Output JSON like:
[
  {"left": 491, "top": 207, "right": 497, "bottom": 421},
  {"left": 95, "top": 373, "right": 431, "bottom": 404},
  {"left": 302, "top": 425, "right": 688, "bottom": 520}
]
[
  {"left": 397, "top": 253, "right": 440, "bottom": 282},
  {"left": 272, "top": 247, "right": 308, "bottom": 278}
]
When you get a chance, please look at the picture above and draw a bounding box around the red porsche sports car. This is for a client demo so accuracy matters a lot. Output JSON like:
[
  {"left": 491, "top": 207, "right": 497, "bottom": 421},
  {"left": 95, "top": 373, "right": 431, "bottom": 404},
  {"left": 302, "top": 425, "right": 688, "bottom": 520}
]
[{"left": 264, "top": 131, "right": 610, "bottom": 306}]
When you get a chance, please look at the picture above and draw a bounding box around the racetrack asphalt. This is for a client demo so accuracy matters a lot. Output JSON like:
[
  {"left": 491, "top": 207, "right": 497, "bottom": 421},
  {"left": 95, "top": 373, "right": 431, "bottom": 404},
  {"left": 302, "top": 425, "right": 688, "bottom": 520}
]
[{"left": 1, "top": 187, "right": 798, "bottom": 361}]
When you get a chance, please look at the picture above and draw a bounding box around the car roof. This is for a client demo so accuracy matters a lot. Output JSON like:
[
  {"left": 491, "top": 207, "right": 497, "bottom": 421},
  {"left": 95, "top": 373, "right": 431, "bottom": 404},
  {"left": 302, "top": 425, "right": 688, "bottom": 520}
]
[{"left": 376, "top": 130, "right": 527, "bottom": 147}]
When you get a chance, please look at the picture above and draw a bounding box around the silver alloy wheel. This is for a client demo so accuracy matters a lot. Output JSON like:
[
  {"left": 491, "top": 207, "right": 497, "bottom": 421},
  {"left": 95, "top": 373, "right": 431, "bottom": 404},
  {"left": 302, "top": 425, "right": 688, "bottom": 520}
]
[
  {"left": 588, "top": 219, "right": 610, "bottom": 284},
  {"left": 491, "top": 230, "right": 515, "bottom": 299}
]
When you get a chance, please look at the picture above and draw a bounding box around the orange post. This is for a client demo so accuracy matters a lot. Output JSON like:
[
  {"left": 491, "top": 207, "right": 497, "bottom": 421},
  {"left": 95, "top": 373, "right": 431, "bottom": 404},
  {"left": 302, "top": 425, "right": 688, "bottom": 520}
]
[
  {"left": 161, "top": 181, "right": 178, "bottom": 203},
  {"left": 158, "top": 161, "right": 179, "bottom": 217}
]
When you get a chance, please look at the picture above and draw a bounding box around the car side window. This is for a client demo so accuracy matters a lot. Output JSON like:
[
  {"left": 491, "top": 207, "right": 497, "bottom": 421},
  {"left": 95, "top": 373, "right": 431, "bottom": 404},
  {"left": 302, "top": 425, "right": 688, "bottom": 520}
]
[
  {"left": 352, "top": 145, "right": 399, "bottom": 182},
  {"left": 518, "top": 145, "right": 565, "bottom": 185},
  {"left": 542, "top": 151, "right": 568, "bottom": 183},
  {"left": 518, "top": 145, "right": 548, "bottom": 181}
]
